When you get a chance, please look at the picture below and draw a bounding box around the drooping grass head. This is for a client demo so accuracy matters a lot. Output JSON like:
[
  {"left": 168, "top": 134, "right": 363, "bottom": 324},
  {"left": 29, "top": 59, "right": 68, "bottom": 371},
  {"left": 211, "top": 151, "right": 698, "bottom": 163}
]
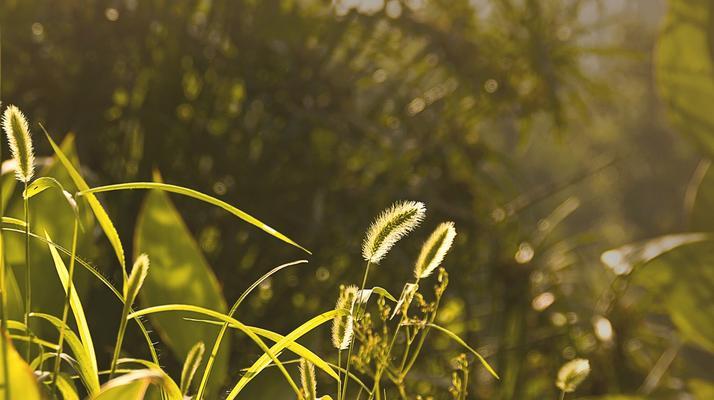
[
  {"left": 556, "top": 358, "right": 590, "bottom": 393},
  {"left": 1, "top": 105, "right": 35, "bottom": 183},
  {"left": 362, "top": 201, "right": 426, "bottom": 264},
  {"left": 414, "top": 222, "right": 457, "bottom": 279}
]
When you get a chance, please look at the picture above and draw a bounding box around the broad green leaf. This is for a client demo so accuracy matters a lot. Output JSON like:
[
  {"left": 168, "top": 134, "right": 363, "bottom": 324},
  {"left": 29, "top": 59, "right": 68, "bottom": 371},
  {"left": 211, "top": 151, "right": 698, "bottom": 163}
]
[
  {"left": 228, "top": 309, "right": 339, "bottom": 399},
  {"left": 405, "top": 322, "right": 499, "bottom": 379},
  {"left": 633, "top": 240, "right": 714, "bottom": 353},
  {"left": 42, "top": 128, "right": 126, "bottom": 279},
  {"left": 29, "top": 312, "right": 99, "bottom": 394},
  {"left": 6, "top": 134, "right": 95, "bottom": 325},
  {"left": 655, "top": 0, "right": 714, "bottom": 156},
  {"left": 117, "top": 358, "right": 183, "bottom": 400},
  {"left": 133, "top": 184, "right": 229, "bottom": 394},
  {"left": 0, "top": 331, "right": 42, "bottom": 400},
  {"left": 127, "top": 304, "right": 302, "bottom": 398},
  {"left": 81, "top": 181, "right": 310, "bottom": 253},
  {"left": 45, "top": 230, "right": 99, "bottom": 392},
  {"left": 91, "top": 369, "right": 163, "bottom": 400}
]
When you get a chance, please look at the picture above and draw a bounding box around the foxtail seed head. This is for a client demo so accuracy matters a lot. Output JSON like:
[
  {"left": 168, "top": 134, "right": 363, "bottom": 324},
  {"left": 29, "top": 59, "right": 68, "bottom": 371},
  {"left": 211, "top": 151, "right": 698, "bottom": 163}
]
[
  {"left": 124, "top": 254, "right": 150, "bottom": 305},
  {"left": 299, "top": 358, "right": 317, "bottom": 400},
  {"left": 362, "top": 201, "right": 425, "bottom": 264},
  {"left": 331, "top": 285, "right": 357, "bottom": 350},
  {"left": 2, "top": 105, "right": 35, "bottom": 183},
  {"left": 556, "top": 358, "right": 590, "bottom": 393},
  {"left": 414, "top": 222, "right": 456, "bottom": 279}
]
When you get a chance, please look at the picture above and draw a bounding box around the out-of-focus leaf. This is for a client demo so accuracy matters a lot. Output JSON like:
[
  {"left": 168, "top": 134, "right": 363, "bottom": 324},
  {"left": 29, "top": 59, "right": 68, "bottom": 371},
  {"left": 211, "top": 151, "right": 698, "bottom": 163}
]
[
  {"left": 634, "top": 241, "right": 714, "bottom": 353},
  {"left": 600, "top": 233, "right": 711, "bottom": 275},
  {"left": 117, "top": 358, "right": 183, "bottom": 400},
  {"left": 55, "top": 373, "right": 80, "bottom": 400},
  {"left": 5, "top": 134, "right": 95, "bottom": 322},
  {"left": 656, "top": 0, "right": 714, "bottom": 156},
  {"left": 133, "top": 178, "right": 229, "bottom": 394},
  {"left": 689, "top": 379, "right": 714, "bottom": 400},
  {"left": 0, "top": 331, "right": 42, "bottom": 400}
]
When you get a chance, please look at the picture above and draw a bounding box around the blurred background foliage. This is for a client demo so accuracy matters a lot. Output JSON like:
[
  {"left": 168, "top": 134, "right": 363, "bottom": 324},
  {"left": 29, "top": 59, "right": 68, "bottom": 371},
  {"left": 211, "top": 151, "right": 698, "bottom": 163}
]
[{"left": 1, "top": 0, "right": 714, "bottom": 398}]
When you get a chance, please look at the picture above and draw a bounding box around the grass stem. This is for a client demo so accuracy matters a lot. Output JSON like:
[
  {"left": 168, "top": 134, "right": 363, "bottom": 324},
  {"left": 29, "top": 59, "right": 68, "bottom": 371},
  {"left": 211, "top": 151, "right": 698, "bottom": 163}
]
[{"left": 51, "top": 218, "right": 78, "bottom": 387}]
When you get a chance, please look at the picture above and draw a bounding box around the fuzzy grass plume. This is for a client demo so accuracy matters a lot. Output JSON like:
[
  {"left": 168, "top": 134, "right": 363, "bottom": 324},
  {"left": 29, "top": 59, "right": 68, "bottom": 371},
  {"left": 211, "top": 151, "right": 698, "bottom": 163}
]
[
  {"left": 1, "top": 105, "right": 35, "bottom": 183},
  {"left": 332, "top": 285, "right": 357, "bottom": 350},
  {"left": 124, "top": 253, "right": 150, "bottom": 305},
  {"left": 299, "top": 358, "right": 318, "bottom": 400},
  {"left": 362, "top": 201, "right": 425, "bottom": 264},
  {"left": 414, "top": 222, "right": 456, "bottom": 279},
  {"left": 556, "top": 358, "right": 590, "bottom": 393}
]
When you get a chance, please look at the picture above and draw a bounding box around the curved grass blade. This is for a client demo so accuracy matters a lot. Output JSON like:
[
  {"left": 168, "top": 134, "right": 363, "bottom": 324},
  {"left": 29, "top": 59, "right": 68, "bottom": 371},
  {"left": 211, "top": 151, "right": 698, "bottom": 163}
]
[
  {"left": 41, "top": 127, "right": 127, "bottom": 281},
  {"left": 196, "top": 259, "right": 308, "bottom": 400},
  {"left": 78, "top": 182, "right": 310, "bottom": 254},
  {"left": 186, "top": 317, "right": 338, "bottom": 381},
  {"left": 126, "top": 304, "right": 302, "bottom": 398},
  {"left": 117, "top": 358, "right": 182, "bottom": 400},
  {"left": 91, "top": 369, "right": 163, "bottom": 400},
  {"left": 133, "top": 184, "right": 229, "bottom": 395},
  {"left": 247, "top": 359, "right": 371, "bottom": 396},
  {"left": 1, "top": 227, "right": 159, "bottom": 364},
  {"left": 227, "top": 310, "right": 340, "bottom": 399},
  {"left": 45, "top": 231, "right": 98, "bottom": 389},
  {"left": 411, "top": 322, "right": 499, "bottom": 379},
  {"left": 28, "top": 312, "right": 100, "bottom": 394}
]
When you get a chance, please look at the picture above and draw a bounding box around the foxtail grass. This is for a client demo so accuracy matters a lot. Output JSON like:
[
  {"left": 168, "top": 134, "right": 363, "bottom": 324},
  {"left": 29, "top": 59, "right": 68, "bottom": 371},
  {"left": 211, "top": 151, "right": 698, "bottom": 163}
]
[
  {"left": 2, "top": 105, "right": 35, "bottom": 363},
  {"left": 109, "top": 254, "right": 150, "bottom": 378},
  {"left": 556, "top": 358, "right": 590, "bottom": 399}
]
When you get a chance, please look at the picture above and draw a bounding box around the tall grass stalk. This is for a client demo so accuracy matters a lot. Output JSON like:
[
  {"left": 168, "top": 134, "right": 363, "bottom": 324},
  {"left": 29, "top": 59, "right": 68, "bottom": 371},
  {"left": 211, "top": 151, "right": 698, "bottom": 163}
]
[
  {"left": 51, "top": 218, "right": 78, "bottom": 387},
  {"left": 0, "top": 30, "right": 9, "bottom": 400},
  {"left": 22, "top": 181, "right": 31, "bottom": 361},
  {"left": 340, "top": 260, "right": 371, "bottom": 400}
]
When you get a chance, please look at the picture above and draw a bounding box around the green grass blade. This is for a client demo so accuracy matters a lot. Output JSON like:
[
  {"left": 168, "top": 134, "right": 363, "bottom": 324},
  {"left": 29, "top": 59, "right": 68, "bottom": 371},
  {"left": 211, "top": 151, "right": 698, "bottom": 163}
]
[
  {"left": 226, "top": 309, "right": 340, "bottom": 399},
  {"left": 78, "top": 182, "right": 310, "bottom": 254},
  {"left": 126, "top": 304, "right": 303, "bottom": 399},
  {"left": 45, "top": 231, "right": 98, "bottom": 390},
  {"left": 1, "top": 227, "right": 159, "bottom": 364},
  {"left": 24, "top": 177, "right": 80, "bottom": 222},
  {"left": 186, "top": 317, "right": 338, "bottom": 382},
  {"left": 117, "top": 358, "right": 183, "bottom": 400},
  {"left": 1, "top": 217, "right": 25, "bottom": 227},
  {"left": 196, "top": 259, "right": 308, "bottom": 400},
  {"left": 41, "top": 127, "right": 127, "bottom": 281},
  {"left": 0, "top": 331, "right": 43, "bottom": 400},
  {"left": 418, "top": 322, "right": 499, "bottom": 379},
  {"left": 28, "top": 312, "right": 100, "bottom": 394},
  {"left": 55, "top": 373, "right": 80, "bottom": 400}
]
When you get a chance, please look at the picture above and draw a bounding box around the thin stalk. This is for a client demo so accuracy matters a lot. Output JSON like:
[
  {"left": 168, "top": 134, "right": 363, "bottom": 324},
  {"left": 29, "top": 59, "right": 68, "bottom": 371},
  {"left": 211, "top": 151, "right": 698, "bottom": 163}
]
[
  {"left": 108, "top": 299, "right": 131, "bottom": 379},
  {"left": 23, "top": 181, "right": 31, "bottom": 362},
  {"left": 559, "top": 390, "right": 566, "bottom": 400},
  {"left": 0, "top": 40, "right": 11, "bottom": 394},
  {"left": 341, "top": 261, "right": 371, "bottom": 400},
  {"left": 400, "top": 294, "right": 442, "bottom": 378},
  {"left": 337, "top": 350, "right": 342, "bottom": 398},
  {"left": 371, "top": 278, "right": 420, "bottom": 399},
  {"left": 51, "top": 218, "right": 78, "bottom": 387}
]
